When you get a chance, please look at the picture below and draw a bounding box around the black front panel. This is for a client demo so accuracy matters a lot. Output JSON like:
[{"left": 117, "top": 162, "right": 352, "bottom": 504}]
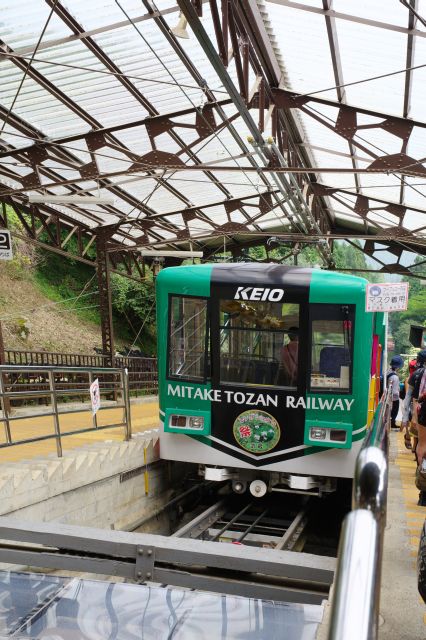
[{"left": 210, "top": 265, "right": 312, "bottom": 467}]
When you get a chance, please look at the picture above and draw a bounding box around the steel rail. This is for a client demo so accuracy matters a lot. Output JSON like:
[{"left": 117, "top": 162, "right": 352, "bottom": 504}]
[
  {"left": 328, "top": 389, "right": 392, "bottom": 640},
  {"left": 210, "top": 502, "right": 253, "bottom": 542}
]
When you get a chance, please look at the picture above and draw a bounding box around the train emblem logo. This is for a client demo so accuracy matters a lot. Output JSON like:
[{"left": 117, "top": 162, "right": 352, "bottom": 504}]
[{"left": 233, "top": 410, "right": 280, "bottom": 454}]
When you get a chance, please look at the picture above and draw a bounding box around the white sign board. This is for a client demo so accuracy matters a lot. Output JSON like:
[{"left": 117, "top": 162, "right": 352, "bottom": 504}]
[
  {"left": 366, "top": 282, "right": 409, "bottom": 312},
  {"left": 90, "top": 378, "right": 101, "bottom": 415},
  {"left": 0, "top": 230, "right": 12, "bottom": 260}
]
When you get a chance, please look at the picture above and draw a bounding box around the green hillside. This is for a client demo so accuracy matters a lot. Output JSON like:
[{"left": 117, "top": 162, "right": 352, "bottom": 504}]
[{"left": 0, "top": 207, "right": 156, "bottom": 355}]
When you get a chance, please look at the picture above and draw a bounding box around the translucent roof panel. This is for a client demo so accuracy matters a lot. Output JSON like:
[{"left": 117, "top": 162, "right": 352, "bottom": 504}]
[
  {"left": 263, "top": 0, "right": 426, "bottom": 268},
  {"left": 1, "top": 0, "right": 425, "bottom": 275}
]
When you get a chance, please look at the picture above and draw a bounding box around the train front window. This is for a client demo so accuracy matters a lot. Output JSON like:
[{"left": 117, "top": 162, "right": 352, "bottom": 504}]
[
  {"left": 310, "top": 306, "right": 353, "bottom": 392},
  {"left": 168, "top": 296, "right": 210, "bottom": 382},
  {"left": 219, "top": 300, "right": 300, "bottom": 387}
]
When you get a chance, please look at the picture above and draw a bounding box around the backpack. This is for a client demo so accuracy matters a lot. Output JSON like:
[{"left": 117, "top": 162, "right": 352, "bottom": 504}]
[
  {"left": 386, "top": 370, "right": 398, "bottom": 384},
  {"left": 418, "top": 394, "right": 426, "bottom": 427}
]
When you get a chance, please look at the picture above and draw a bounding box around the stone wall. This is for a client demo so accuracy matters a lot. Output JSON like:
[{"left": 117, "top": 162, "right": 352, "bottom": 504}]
[{"left": 0, "top": 430, "right": 173, "bottom": 532}]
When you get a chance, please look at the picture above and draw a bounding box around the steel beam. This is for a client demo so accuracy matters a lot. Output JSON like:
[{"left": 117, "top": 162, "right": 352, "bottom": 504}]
[
  {"left": 1, "top": 35, "right": 200, "bottom": 215},
  {"left": 0, "top": 516, "right": 335, "bottom": 604},
  {"left": 0, "top": 99, "right": 232, "bottom": 160},
  {"left": 313, "top": 183, "right": 426, "bottom": 219},
  {"left": 400, "top": 0, "right": 418, "bottom": 204},
  {"left": 11, "top": 6, "right": 181, "bottom": 57},
  {"left": 271, "top": 87, "right": 426, "bottom": 131},
  {"left": 266, "top": 0, "right": 426, "bottom": 39},
  {"left": 7, "top": 163, "right": 426, "bottom": 198},
  {"left": 96, "top": 229, "right": 115, "bottom": 364},
  {"left": 322, "top": 0, "right": 361, "bottom": 196}
]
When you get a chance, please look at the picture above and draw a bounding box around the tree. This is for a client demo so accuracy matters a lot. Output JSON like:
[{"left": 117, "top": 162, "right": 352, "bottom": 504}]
[{"left": 390, "top": 256, "right": 426, "bottom": 354}]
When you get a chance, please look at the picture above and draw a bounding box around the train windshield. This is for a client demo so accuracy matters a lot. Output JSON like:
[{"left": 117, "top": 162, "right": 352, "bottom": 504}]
[
  {"left": 310, "top": 305, "right": 353, "bottom": 393},
  {"left": 219, "top": 300, "right": 300, "bottom": 387},
  {"left": 168, "top": 296, "right": 210, "bottom": 382}
]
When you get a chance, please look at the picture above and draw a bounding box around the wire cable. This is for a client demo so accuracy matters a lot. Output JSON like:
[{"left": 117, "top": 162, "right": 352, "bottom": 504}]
[
  {"left": 1, "top": 1, "right": 59, "bottom": 134},
  {"left": 116, "top": 0, "right": 300, "bottom": 237},
  {"left": 127, "top": 297, "right": 156, "bottom": 352},
  {"left": 298, "top": 61, "right": 426, "bottom": 99},
  {"left": 0, "top": 50, "right": 228, "bottom": 94},
  {"left": 0, "top": 290, "right": 98, "bottom": 321}
]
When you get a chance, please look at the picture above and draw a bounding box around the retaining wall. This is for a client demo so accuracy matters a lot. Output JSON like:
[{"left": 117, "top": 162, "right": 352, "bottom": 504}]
[{"left": 0, "top": 430, "right": 173, "bottom": 532}]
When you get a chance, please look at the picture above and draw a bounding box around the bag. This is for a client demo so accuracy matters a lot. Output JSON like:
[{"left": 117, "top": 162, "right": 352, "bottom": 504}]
[
  {"left": 400, "top": 382, "right": 406, "bottom": 401},
  {"left": 387, "top": 371, "right": 397, "bottom": 383},
  {"left": 418, "top": 401, "right": 426, "bottom": 427},
  {"left": 416, "top": 465, "right": 426, "bottom": 491}
]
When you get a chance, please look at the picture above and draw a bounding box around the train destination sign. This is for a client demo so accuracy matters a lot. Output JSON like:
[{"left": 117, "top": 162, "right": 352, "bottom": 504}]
[
  {"left": 0, "top": 229, "right": 12, "bottom": 260},
  {"left": 167, "top": 384, "right": 354, "bottom": 411},
  {"left": 366, "top": 282, "right": 409, "bottom": 312}
]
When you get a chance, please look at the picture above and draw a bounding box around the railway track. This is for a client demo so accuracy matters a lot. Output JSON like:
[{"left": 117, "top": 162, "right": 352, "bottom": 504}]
[{"left": 172, "top": 488, "right": 349, "bottom": 556}]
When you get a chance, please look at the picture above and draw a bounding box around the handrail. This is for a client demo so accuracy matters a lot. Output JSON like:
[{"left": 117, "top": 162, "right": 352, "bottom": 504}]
[
  {"left": 0, "top": 364, "right": 132, "bottom": 457},
  {"left": 4, "top": 348, "right": 157, "bottom": 370},
  {"left": 327, "top": 389, "right": 392, "bottom": 640}
]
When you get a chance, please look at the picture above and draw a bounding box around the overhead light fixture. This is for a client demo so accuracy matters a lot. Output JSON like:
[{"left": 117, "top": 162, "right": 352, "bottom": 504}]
[
  {"left": 171, "top": 12, "right": 189, "bottom": 39},
  {"left": 140, "top": 249, "right": 203, "bottom": 258},
  {"left": 28, "top": 195, "right": 114, "bottom": 205}
]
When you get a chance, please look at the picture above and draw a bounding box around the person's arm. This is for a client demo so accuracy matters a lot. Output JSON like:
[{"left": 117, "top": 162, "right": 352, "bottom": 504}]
[{"left": 402, "top": 385, "right": 413, "bottom": 425}]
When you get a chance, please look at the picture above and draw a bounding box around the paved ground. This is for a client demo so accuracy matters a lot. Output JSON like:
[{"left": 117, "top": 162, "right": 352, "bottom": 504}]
[
  {"left": 380, "top": 430, "right": 426, "bottom": 639},
  {"left": 0, "top": 398, "right": 159, "bottom": 463}
]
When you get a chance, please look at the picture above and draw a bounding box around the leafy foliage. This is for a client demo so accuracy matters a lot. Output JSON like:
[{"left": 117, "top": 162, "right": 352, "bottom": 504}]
[
  {"left": 110, "top": 272, "right": 156, "bottom": 354},
  {"left": 34, "top": 236, "right": 156, "bottom": 351},
  {"left": 390, "top": 257, "right": 426, "bottom": 354},
  {"left": 247, "top": 239, "right": 384, "bottom": 281}
]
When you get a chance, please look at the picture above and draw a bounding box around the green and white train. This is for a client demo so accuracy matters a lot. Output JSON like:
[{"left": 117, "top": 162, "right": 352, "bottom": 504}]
[{"left": 156, "top": 264, "right": 386, "bottom": 496}]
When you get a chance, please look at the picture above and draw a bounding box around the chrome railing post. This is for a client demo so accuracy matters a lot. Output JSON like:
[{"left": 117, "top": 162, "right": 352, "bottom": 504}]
[
  {"left": 0, "top": 369, "right": 12, "bottom": 444},
  {"left": 329, "top": 510, "right": 380, "bottom": 640},
  {"left": 48, "top": 369, "right": 62, "bottom": 457},
  {"left": 328, "top": 390, "right": 392, "bottom": 640},
  {"left": 122, "top": 368, "right": 131, "bottom": 441}
]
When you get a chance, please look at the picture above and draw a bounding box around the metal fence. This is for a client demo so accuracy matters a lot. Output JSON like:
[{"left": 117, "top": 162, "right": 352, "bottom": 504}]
[
  {"left": 0, "top": 365, "right": 132, "bottom": 457},
  {"left": 4, "top": 349, "right": 158, "bottom": 395},
  {"left": 327, "top": 389, "right": 392, "bottom": 640}
]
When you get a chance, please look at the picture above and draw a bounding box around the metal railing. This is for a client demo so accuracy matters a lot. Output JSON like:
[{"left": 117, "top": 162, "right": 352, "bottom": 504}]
[
  {"left": 328, "top": 389, "right": 392, "bottom": 640},
  {"left": 4, "top": 349, "right": 158, "bottom": 396},
  {"left": 0, "top": 365, "right": 132, "bottom": 457}
]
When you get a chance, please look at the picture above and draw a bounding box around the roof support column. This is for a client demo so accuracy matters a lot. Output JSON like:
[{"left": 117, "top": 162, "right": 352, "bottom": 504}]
[{"left": 96, "top": 229, "right": 115, "bottom": 366}]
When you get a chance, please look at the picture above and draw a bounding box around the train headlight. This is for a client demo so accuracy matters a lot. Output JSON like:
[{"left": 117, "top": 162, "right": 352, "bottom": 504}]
[
  {"left": 189, "top": 416, "right": 204, "bottom": 430},
  {"left": 330, "top": 429, "right": 347, "bottom": 443},
  {"left": 170, "top": 415, "right": 187, "bottom": 427},
  {"left": 310, "top": 427, "right": 327, "bottom": 440}
]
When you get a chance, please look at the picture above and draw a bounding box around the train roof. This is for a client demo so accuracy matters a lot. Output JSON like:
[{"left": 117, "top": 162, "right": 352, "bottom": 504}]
[{"left": 157, "top": 263, "right": 368, "bottom": 289}]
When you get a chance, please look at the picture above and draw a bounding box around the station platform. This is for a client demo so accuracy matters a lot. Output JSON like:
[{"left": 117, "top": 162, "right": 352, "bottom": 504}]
[
  {"left": 0, "top": 397, "right": 159, "bottom": 463},
  {"left": 379, "top": 430, "right": 426, "bottom": 639}
]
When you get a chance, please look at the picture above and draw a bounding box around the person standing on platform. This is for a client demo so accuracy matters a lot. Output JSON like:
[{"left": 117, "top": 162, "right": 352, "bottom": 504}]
[
  {"left": 413, "top": 367, "right": 426, "bottom": 505},
  {"left": 401, "top": 350, "right": 426, "bottom": 451},
  {"left": 387, "top": 355, "right": 404, "bottom": 431}
]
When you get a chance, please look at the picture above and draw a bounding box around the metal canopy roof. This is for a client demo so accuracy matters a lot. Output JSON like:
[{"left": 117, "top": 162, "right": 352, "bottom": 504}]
[{"left": 1, "top": 0, "right": 426, "bottom": 276}]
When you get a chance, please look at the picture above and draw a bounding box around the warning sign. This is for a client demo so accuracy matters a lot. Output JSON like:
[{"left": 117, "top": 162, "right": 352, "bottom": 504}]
[
  {"left": 0, "top": 230, "right": 12, "bottom": 260},
  {"left": 90, "top": 378, "right": 101, "bottom": 415},
  {"left": 366, "top": 282, "right": 409, "bottom": 312}
]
